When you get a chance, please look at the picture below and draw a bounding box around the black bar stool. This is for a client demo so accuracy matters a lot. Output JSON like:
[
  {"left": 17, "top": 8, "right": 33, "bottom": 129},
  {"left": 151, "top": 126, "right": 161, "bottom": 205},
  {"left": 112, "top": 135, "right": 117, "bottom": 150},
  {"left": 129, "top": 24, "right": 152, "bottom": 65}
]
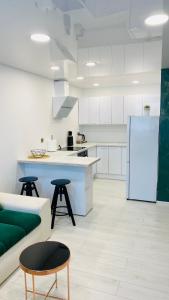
[
  {"left": 51, "top": 179, "right": 76, "bottom": 229},
  {"left": 19, "top": 176, "right": 39, "bottom": 197}
]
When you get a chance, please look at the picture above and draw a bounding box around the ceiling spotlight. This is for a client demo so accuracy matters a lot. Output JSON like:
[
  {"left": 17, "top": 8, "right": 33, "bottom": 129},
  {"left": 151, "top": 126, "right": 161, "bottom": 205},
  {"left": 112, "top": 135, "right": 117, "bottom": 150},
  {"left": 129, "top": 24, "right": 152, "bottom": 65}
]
[
  {"left": 50, "top": 65, "right": 60, "bottom": 71},
  {"left": 145, "top": 14, "right": 169, "bottom": 26},
  {"left": 93, "top": 83, "right": 100, "bottom": 87},
  {"left": 76, "top": 76, "right": 84, "bottom": 80},
  {"left": 132, "top": 80, "right": 140, "bottom": 84},
  {"left": 86, "top": 61, "right": 96, "bottom": 67},
  {"left": 30, "top": 33, "right": 50, "bottom": 43}
]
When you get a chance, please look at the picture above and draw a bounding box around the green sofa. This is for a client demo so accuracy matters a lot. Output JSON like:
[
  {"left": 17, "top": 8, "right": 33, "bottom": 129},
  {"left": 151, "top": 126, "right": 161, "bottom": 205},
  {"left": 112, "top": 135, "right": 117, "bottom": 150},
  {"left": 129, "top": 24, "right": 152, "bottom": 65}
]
[
  {"left": 0, "top": 207, "right": 41, "bottom": 256},
  {"left": 0, "top": 193, "right": 51, "bottom": 284}
]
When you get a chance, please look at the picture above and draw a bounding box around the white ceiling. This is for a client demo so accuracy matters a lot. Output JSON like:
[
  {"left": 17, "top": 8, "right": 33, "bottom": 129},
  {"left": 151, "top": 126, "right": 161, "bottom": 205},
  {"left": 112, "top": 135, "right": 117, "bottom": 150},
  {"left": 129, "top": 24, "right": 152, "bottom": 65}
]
[{"left": 0, "top": 0, "right": 166, "bottom": 87}]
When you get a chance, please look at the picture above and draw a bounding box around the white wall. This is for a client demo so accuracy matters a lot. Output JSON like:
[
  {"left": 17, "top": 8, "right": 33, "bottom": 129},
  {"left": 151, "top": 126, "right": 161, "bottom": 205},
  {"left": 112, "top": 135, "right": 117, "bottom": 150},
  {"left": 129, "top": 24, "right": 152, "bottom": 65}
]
[
  {"left": 0, "top": 64, "right": 79, "bottom": 192},
  {"left": 79, "top": 84, "right": 160, "bottom": 143}
]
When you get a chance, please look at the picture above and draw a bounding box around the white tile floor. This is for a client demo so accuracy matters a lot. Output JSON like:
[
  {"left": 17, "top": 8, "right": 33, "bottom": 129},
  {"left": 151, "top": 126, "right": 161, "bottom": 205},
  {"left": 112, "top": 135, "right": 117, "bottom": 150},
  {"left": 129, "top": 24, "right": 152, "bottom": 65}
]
[{"left": 1, "top": 179, "right": 169, "bottom": 299}]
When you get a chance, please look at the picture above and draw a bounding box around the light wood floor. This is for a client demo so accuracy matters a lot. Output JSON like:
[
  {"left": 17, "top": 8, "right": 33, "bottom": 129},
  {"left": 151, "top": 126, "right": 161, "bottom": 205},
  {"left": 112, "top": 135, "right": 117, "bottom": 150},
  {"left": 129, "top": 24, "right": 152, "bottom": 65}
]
[{"left": 1, "top": 179, "right": 169, "bottom": 300}]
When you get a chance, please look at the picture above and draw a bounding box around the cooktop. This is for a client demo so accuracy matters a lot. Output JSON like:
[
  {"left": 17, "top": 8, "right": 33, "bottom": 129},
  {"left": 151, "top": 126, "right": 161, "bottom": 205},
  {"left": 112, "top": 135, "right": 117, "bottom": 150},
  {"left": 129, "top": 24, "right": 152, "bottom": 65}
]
[{"left": 59, "top": 146, "right": 86, "bottom": 151}]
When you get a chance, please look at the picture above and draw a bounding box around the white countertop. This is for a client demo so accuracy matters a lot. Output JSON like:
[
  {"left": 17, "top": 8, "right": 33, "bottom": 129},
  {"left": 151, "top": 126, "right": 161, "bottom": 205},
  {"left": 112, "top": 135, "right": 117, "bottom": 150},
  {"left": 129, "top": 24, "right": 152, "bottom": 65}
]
[
  {"left": 89, "top": 142, "right": 127, "bottom": 147},
  {"left": 18, "top": 155, "right": 99, "bottom": 167},
  {"left": 18, "top": 142, "right": 126, "bottom": 167},
  {"left": 74, "top": 142, "right": 127, "bottom": 147},
  {"left": 18, "top": 144, "right": 100, "bottom": 168}
]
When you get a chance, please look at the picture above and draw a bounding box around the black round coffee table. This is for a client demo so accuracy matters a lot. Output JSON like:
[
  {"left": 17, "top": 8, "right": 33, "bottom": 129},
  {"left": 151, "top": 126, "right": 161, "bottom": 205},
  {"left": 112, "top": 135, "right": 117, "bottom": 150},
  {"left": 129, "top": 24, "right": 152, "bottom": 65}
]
[{"left": 19, "top": 241, "right": 70, "bottom": 300}]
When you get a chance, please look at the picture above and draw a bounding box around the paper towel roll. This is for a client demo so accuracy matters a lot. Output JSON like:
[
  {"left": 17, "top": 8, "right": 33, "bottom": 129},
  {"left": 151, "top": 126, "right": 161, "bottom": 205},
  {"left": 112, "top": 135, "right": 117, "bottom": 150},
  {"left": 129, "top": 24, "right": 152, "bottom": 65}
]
[{"left": 47, "top": 139, "right": 57, "bottom": 152}]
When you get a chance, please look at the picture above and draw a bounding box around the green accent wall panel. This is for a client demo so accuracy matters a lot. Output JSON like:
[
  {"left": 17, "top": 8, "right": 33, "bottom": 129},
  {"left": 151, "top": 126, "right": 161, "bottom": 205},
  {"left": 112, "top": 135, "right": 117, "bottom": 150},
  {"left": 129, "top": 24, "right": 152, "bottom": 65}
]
[{"left": 157, "top": 69, "right": 169, "bottom": 201}]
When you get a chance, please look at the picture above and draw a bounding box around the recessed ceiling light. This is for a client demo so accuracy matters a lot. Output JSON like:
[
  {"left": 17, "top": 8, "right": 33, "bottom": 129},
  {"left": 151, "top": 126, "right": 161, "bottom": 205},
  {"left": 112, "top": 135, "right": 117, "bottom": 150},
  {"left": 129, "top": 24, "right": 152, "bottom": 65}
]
[
  {"left": 145, "top": 14, "right": 169, "bottom": 26},
  {"left": 30, "top": 33, "right": 50, "bottom": 43},
  {"left": 76, "top": 76, "right": 84, "bottom": 80},
  {"left": 50, "top": 65, "right": 60, "bottom": 71},
  {"left": 93, "top": 83, "right": 100, "bottom": 87},
  {"left": 132, "top": 80, "right": 140, "bottom": 84},
  {"left": 86, "top": 61, "right": 96, "bottom": 67}
]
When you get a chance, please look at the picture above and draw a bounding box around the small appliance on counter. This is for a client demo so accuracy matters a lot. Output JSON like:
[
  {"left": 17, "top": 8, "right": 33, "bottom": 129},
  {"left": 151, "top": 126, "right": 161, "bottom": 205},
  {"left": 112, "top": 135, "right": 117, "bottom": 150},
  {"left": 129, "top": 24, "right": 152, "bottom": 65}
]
[
  {"left": 58, "top": 146, "right": 88, "bottom": 156},
  {"left": 47, "top": 135, "right": 57, "bottom": 152},
  {"left": 67, "top": 131, "right": 74, "bottom": 147},
  {"left": 76, "top": 132, "right": 86, "bottom": 144}
]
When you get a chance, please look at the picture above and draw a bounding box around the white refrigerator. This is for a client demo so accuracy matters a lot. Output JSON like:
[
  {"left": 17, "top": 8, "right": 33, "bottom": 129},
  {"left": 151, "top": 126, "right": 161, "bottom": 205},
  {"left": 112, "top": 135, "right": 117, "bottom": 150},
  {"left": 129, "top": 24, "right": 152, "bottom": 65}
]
[{"left": 127, "top": 116, "right": 159, "bottom": 202}]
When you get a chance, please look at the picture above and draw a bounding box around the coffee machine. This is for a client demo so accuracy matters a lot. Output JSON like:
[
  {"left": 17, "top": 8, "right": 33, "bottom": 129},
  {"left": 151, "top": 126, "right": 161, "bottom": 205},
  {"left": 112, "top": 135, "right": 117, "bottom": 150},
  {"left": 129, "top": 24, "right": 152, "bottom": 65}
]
[{"left": 67, "top": 131, "right": 74, "bottom": 147}]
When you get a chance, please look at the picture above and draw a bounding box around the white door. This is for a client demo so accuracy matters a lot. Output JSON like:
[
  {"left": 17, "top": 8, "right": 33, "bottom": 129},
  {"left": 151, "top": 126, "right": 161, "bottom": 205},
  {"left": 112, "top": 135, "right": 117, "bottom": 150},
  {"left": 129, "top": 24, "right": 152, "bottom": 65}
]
[
  {"left": 99, "top": 97, "right": 111, "bottom": 124},
  {"left": 128, "top": 117, "right": 159, "bottom": 202},
  {"left": 96, "top": 146, "right": 109, "bottom": 174},
  {"left": 111, "top": 96, "right": 124, "bottom": 124},
  {"left": 122, "top": 147, "right": 127, "bottom": 176},
  {"left": 123, "top": 95, "right": 142, "bottom": 124},
  {"left": 108, "top": 147, "right": 121, "bottom": 175},
  {"left": 88, "top": 97, "right": 99, "bottom": 124},
  {"left": 142, "top": 95, "right": 160, "bottom": 116},
  {"left": 79, "top": 98, "right": 88, "bottom": 124}
]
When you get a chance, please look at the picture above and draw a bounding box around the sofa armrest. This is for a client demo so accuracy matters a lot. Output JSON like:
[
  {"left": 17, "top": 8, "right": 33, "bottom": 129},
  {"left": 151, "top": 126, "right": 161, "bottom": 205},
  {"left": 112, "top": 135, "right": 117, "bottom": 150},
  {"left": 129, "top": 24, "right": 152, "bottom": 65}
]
[{"left": 0, "top": 193, "right": 51, "bottom": 240}]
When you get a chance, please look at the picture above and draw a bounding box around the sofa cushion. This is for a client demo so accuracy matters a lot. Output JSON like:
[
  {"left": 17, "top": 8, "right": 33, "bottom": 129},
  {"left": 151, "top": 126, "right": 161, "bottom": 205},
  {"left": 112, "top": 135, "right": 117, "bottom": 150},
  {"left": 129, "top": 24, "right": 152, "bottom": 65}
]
[
  {"left": 0, "top": 210, "right": 41, "bottom": 234},
  {"left": 0, "top": 242, "right": 5, "bottom": 255},
  {"left": 0, "top": 223, "right": 26, "bottom": 253}
]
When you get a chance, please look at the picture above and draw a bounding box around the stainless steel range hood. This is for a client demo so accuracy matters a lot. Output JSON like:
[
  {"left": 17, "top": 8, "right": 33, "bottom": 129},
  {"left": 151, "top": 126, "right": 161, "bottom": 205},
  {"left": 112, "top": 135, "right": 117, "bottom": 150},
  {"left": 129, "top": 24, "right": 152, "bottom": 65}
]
[{"left": 53, "top": 80, "right": 78, "bottom": 118}]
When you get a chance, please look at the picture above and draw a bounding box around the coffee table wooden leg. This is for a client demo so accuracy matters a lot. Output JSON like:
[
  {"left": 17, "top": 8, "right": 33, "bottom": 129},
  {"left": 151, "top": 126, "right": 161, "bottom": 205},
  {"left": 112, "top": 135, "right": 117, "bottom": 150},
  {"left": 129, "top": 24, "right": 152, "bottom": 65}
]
[
  {"left": 67, "top": 263, "right": 70, "bottom": 300},
  {"left": 24, "top": 272, "right": 28, "bottom": 300},
  {"left": 32, "top": 275, "right": 36, "bottom": 300},
  {"left": 55, "top": 273, "right": 57, "bottom": 288}
]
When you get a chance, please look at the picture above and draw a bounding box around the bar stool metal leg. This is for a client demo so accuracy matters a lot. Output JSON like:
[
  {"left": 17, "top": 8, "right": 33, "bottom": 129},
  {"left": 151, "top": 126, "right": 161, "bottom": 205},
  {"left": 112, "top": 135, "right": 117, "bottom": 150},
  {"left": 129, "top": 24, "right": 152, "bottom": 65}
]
[
  {"left": 20, "top": 183, "right": 25, "bottom": 195},
  {"left": 32, "top": 182, "right": 39, "bottom": 197},
  {"left": 63, "top": 186, "right": 76, "bottom": 226},
  {"left": 51, "top": 187, "right": 59, "bottom": 229},
  {"left": 67, "top": 263, "right": 70, "bottom": 300}
]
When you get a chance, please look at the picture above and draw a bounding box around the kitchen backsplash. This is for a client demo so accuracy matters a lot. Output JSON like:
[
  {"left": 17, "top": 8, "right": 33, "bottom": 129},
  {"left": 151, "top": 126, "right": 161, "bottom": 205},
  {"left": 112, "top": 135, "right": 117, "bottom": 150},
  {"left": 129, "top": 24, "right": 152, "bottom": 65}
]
[{"left": 79, "top": 125, "right": 127, "bottom": 143}]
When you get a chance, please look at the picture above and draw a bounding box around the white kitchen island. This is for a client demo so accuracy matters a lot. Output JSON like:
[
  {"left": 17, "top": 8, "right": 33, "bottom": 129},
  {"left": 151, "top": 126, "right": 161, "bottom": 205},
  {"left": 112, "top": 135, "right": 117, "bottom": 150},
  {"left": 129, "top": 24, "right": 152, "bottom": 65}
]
[{"left": 18, "top": 150, "right": 99, "bottom": 216}]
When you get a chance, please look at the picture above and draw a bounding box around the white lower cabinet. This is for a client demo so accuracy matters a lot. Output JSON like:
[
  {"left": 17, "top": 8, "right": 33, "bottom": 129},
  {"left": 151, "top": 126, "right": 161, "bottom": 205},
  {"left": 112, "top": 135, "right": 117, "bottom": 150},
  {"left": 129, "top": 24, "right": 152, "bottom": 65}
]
[
  {"left": 108, "top": 147, "right": 121, "bottom": 175},
  {"left": 96, "top": 145, "right": 127, "bottom": 180},
  {"left": 96, "top": 146, "right": 109, "bottom": 174},
  {"left": 88, "top": 146, "right": 97, "bottom": 177},
  {"left": 121, "top": 147, "right": 127, "bottom": 176}
]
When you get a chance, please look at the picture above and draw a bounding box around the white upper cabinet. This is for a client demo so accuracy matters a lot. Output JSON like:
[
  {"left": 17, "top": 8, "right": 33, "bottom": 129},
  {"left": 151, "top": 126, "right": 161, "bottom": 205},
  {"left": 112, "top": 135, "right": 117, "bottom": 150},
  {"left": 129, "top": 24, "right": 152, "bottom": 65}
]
[
  {"left": 143, "top": 41, "right": 162, "bottom": 72},
  {"left": 111, "top": 96, "right": 124, "bottom": 124},
  {"left": 97, "top": 146, "right": 109, "bottom": 174},
  {"left": 108, "top": 147, "right": 121, "bottom": 175},
  {"left": 99, "top": 97, "right": 111, "bottom": 124},
  {"left": 123, "top": 95, "right": 142, "bottom": 124},
  {"left": 142, "top": 95, "right": 160, "bottom": 116},
  {"left": 79, "top": 98, "right": 88, "bottom": 124},
  {"left": 88, "top": 97, "right": 100, "bottom": 124},
  {"left": 124, "top": 43, "right": 143, "bottom": 74},
  {"left": 79, "top": 94, "right": 160, "bottom": 126}
]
